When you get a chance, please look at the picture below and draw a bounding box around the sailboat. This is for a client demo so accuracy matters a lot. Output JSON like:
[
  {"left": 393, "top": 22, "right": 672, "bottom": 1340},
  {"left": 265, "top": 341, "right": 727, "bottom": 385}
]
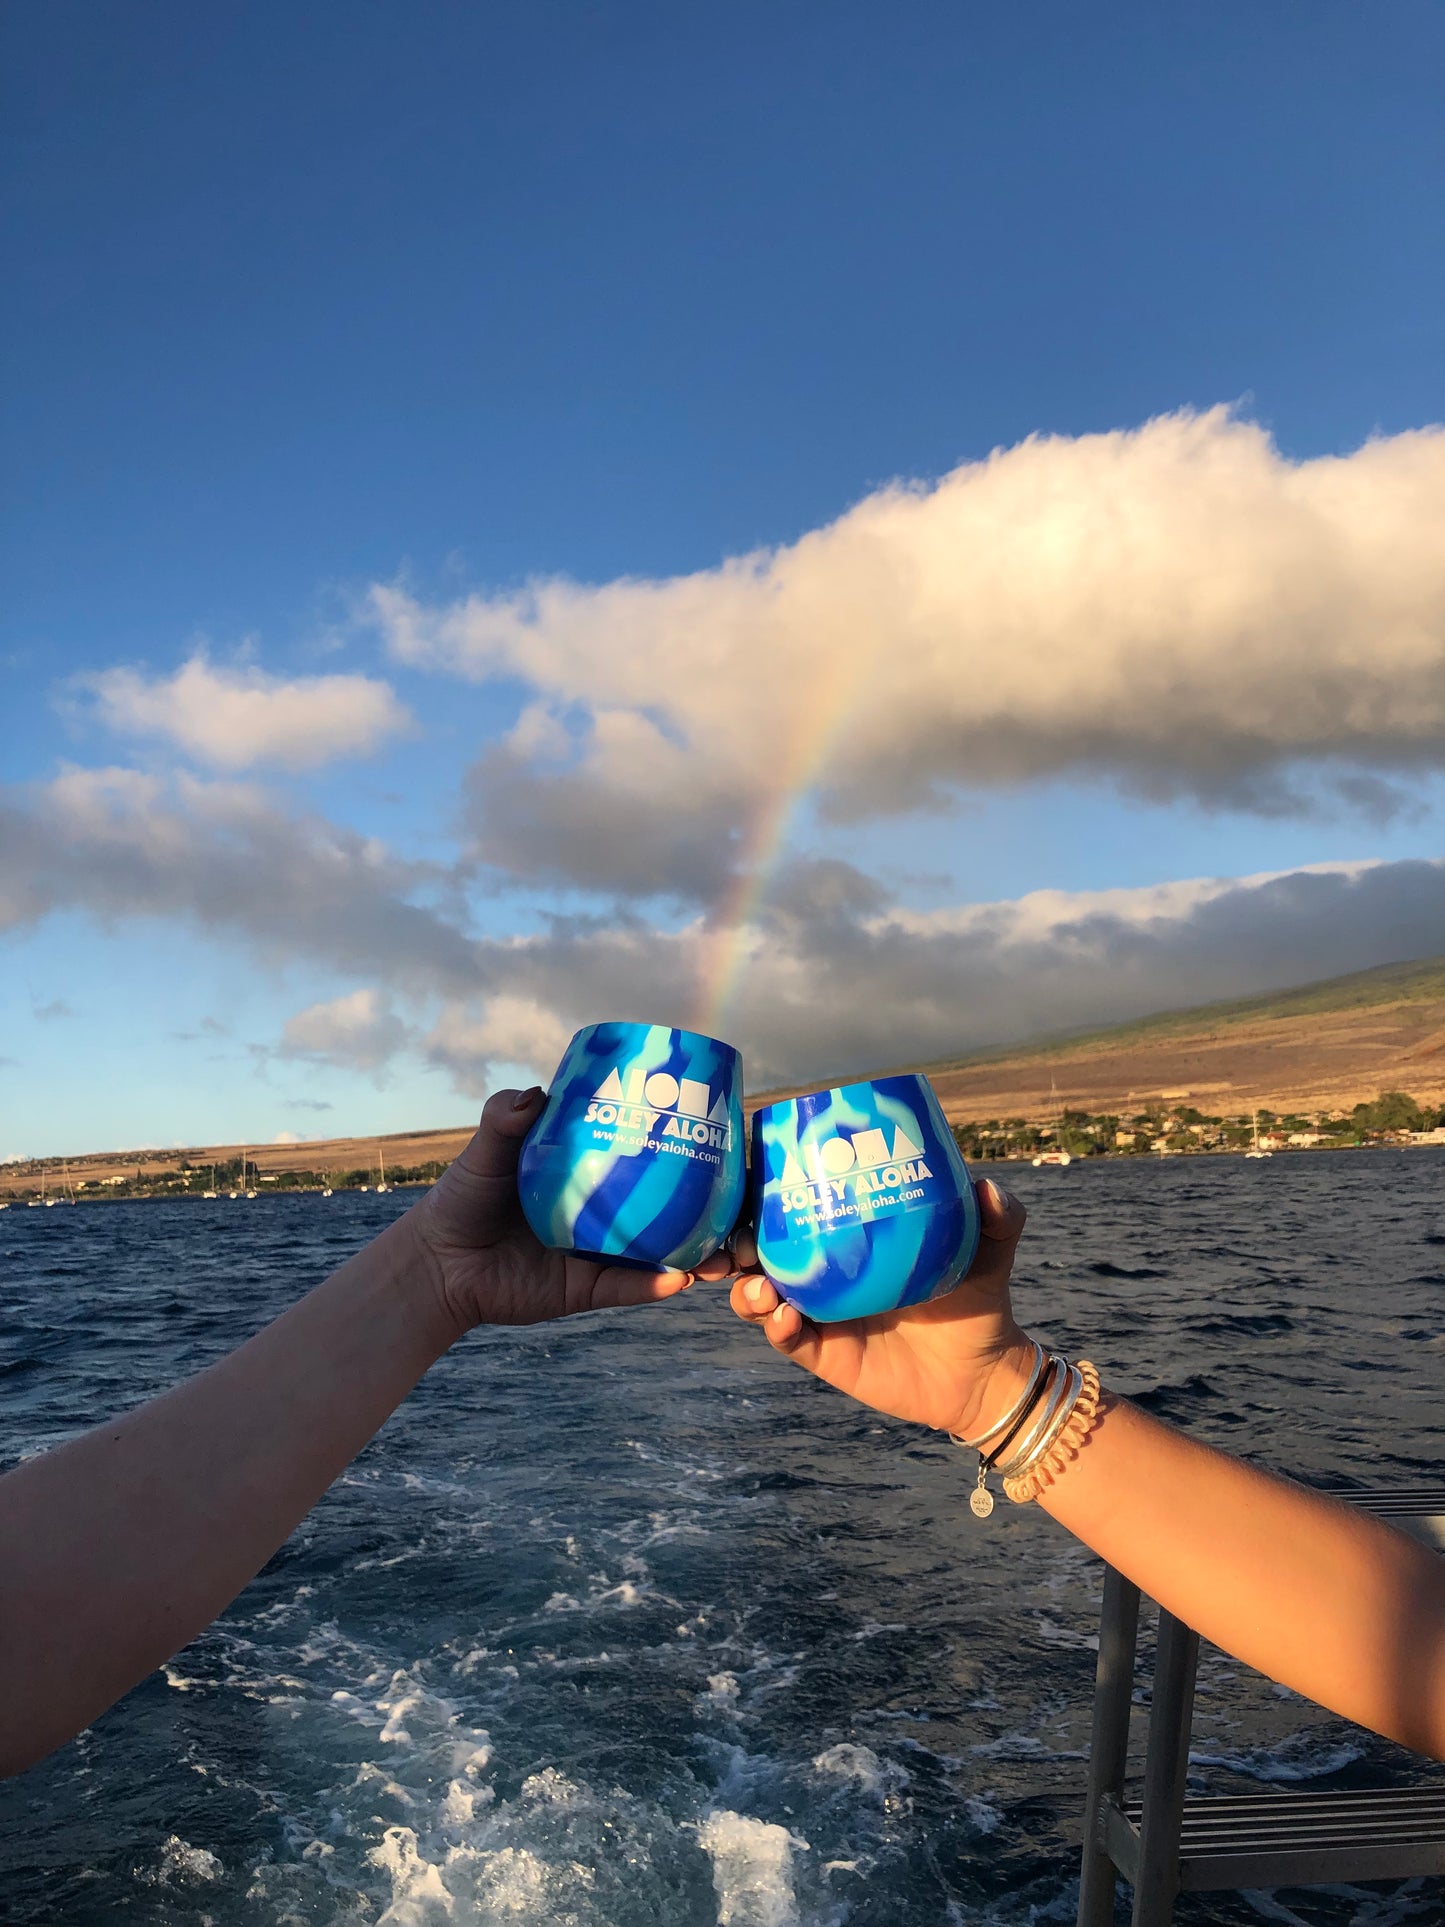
[
  {"left": 203, "top": 1165, "right": 217, "bottom": 1199},
  {"left": 374, "top": 1145, "right": 390, "bottom": 1195},
  {"left": 62, "top": 1160, "right": 77, "bottom": 1203},
  {"left": 231, "top": 1149, "right": 257, "bottom": 1199},
  {"left": 1244, "top": 1111, "right": 1272, "bottom": 1160},
  {"left": 1032, "top": 1076, "right": 1073, "bottom": 1168},
  {"left": 27, "top": 1166, "right": 46, "bottom": 1207}
]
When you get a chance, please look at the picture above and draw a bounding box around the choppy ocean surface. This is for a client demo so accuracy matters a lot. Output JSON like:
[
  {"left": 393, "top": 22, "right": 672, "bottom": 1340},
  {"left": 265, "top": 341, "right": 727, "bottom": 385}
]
[{"left": 1, "top": 1153, "right": 1442, "bottom": 1927}]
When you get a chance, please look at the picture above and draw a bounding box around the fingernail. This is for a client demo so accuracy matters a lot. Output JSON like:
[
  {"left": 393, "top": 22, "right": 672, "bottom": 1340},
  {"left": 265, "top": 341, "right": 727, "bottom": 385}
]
[
  {"left": 510, "top": 1086, "right": 544, "bottom": 1111},
  {"left": 770, "top": 1305, "right": 788, "bottom": 1326},
  {"left": 746, "top": 1278, "right": 765, "bottom": 1305}
]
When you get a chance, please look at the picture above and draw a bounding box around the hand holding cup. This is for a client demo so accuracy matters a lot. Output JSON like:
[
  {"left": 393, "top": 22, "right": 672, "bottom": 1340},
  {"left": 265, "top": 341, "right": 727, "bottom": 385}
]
[{"left": 730, "top": 1176, "right": 1035, "bottom": 1439}]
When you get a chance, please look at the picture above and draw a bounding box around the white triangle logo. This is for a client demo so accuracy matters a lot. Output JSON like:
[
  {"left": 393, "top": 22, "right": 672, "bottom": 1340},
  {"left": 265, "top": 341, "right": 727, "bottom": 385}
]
[
  {"left": 707, "top": 1092, "right": 730, "bottom": 1124},
  {"left": 780, "top": 1149, "right": 808, "bottom": 1185},
  {"left": 891, "top": 1124, "right": 925, "bottom": 1160},
  {"left": 594, "top": 1068, "right": 625, "bottom": 1101}
]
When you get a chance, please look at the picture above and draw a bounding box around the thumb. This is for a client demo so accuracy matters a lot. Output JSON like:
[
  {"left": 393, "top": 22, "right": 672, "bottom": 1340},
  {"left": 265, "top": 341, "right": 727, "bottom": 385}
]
[{"left": 437, "top": 1087, "right": 546, "bottom": 1218}]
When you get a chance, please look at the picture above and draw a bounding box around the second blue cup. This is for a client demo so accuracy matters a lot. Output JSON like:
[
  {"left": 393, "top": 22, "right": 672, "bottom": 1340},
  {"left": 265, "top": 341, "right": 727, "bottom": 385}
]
[
  {"left": 519, "top": 1021, "right": 746, "bottom": 1271},
  {"left": 750, "top": 1071, "right": 980, "bottom": 1322}
]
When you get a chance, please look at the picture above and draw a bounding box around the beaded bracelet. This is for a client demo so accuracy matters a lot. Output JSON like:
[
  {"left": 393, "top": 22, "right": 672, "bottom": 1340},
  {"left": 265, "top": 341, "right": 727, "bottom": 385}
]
[{"left": 1003, "top": 1361, "right": 1103, "bottom": 1505}]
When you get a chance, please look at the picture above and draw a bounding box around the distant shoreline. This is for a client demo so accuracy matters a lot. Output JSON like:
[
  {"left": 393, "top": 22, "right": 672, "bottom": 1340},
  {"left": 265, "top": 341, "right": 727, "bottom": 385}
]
[
  {"left": 2, "top": 1181, "right": 434, "bottom": 1206},
  {"left": 7, "top": 1139, "right": 1445, "bottom": 1210}
]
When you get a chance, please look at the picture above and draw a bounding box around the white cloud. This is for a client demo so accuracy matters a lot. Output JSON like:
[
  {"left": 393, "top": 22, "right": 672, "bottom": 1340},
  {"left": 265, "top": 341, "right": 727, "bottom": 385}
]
[
  {"left": 0, "top": 766, "right": 482, "bottom": 995},
  {"left": 79, "top": 652, "right": 415, "bottom": 771},
  {"left": 422, "top": 995, "right": 574, "bottom": 1094},
  {"left": 373, "top": 408, "right": 1445, "bottom": 902},
  {"left": 280, "top": 988, "right": 410, "bottom": 1071}
]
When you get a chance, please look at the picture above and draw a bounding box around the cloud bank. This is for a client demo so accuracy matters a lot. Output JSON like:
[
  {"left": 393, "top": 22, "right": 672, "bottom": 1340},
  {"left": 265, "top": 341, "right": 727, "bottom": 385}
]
[
  {"left": 79, "top": 653, "right": 414, "bottom": 771},
  {"left": 421, "top": 858, "right": 1445, "bottom": 1092},
  {"left": 375, "top": 408, "right": 1445, "bottom": 903},
  {"left": 3, "top": 763, "right": 1442, "bottom": 1094}
]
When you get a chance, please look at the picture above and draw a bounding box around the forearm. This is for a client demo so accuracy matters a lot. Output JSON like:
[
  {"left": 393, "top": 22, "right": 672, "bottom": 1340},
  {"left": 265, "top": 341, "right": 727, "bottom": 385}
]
[
  {"left": 0, "top": 1210, "right": 454, "bottom": 1777},
  {"left": 1038, "top": 1394, "right": 1445, "bottom": 1756}
]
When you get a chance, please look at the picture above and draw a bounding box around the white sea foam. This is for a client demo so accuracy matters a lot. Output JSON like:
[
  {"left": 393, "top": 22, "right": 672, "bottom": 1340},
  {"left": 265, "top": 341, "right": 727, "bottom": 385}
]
[
  {"left": 369, "top": 1826, "right": 457, "bottom": 1925},
  {"left": 810, "top": 1743, "right": 907, "bottom": 1802},
  {"left": 964, "top": 1793, "right": 1002, "bottom": 1835},
  {"left": 695, "top": 1670, "right": 742, "bottom": 1717},
  {"left": 356, "top": 1765, "right": 650, "bottom": 1925},
  {"left": 697, "top": 1810, "right": 807, "bottom": 1927},
  {"left": 145, "top": 1835, "right": 223, "bottom": 1886},
  {"left": 1189, "top": 1738, "right": 1364, "bottom": 1781}
]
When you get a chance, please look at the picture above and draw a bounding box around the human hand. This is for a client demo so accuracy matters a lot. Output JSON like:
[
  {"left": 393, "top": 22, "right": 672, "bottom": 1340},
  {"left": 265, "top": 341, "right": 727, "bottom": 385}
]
[
  {"left": 728, "top": 1178, "right": 1034, "bottom": 1436},
  {"left": 407, "top": 1087, "right": 737, "bottom": 1340}
]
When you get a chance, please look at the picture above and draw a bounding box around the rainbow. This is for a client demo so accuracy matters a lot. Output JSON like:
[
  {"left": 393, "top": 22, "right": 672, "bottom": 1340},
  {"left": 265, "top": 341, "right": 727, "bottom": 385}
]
[{"left": 691, "top": 661, "right": 868, "bottom": 1038}]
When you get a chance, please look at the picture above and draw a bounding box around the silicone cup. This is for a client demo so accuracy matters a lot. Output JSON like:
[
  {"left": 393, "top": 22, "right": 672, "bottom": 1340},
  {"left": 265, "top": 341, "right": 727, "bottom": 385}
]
[
  {"left": 749, "top": 1071, "right": 979, "bottom": 1322},
  {"left": 518, "top": 1021, "right": 746, "bottom": 1271}
]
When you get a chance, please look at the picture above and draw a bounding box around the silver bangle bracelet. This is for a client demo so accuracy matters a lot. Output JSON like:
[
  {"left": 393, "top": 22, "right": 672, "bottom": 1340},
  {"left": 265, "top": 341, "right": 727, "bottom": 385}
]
[
  {"left": 995, "top": 1356, "right": 1071, "bottom": 1478},
  {"left": 1005, "top": 1362, "right": 1083, "bottom": 1479},
  {"left": 950, "top": 1340, "right": 1045, "bottom": 1450}
]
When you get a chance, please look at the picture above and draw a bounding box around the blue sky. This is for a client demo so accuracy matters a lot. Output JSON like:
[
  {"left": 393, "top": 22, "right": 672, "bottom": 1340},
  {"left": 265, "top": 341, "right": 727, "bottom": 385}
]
[{"left": 4, "top": 2, "right": 1445, "bottom": 1158}]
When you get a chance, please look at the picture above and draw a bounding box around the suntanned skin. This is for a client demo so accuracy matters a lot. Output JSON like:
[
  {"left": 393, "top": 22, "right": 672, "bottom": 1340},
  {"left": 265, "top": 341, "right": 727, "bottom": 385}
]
[
  {"left": 3, "top": 1126, "right": 1440, "bottom": 1779},
  {"left": 728, "top": 1179, "right": 1445, "bottom": 1760},
  {"left": 0, "top": 1087, "right": 735, "bottom": 1780}
]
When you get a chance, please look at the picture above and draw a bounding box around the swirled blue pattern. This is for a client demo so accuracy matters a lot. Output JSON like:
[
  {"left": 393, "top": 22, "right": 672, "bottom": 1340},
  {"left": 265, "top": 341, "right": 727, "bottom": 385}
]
[
  {"left": 751, "top": 1072, "right": 979, "bottom": 1320},
  {"left": 519, "top": 1022, "right": 745, "bottom": 1269}
]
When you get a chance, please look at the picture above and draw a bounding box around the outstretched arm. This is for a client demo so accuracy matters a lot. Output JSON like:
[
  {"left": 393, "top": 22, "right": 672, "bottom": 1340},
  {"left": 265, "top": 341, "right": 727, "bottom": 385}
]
[
  {"left": 0, "top": 1088, "right": 716, "bottom": 1779},
  {"left": 730, "top": 1180, "right": 1445, "bottom": 1759}
]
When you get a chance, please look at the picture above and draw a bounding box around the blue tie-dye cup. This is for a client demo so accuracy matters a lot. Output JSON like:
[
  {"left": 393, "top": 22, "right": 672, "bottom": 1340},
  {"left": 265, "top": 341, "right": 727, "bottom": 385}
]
[
  {"left": 749, "top": 1072, "right": 980, "bottom": 1323},
  {"left": 518, "top": 1022, "right": 746, "bottom": 1271}
]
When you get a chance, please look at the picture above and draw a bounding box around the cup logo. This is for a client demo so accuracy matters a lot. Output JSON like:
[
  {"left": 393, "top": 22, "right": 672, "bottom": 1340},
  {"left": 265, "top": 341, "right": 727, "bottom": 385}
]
[
  {"left": 770, "top": 1117, "right": 936, "bottom": 1218},
  {"left": 582, "top": 1066, "right": 733, "bottom": 1162}
]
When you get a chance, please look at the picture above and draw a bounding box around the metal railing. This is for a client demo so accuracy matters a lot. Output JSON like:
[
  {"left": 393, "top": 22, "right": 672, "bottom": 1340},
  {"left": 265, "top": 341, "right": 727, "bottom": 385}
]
[{"left": 1075, "top": 1487, "right": 1445, "bottom": 1927}]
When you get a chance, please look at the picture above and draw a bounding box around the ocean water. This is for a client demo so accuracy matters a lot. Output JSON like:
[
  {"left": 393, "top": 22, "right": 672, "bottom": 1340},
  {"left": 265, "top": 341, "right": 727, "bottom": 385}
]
[{"left": 1, "top": 1153, "right": 1442, "bottom": 1927}]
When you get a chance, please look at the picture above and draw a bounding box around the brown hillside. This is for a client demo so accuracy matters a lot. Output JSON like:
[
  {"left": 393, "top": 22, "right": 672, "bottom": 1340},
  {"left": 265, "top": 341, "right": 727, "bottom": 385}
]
[{"left": 909, "top": 959, "right": 1445, "bottom": 1124}]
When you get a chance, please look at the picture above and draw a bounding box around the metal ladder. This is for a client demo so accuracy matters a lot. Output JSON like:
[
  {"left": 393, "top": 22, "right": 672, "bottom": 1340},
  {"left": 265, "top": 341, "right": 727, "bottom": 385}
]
[{"left": 1075, "top": 1488, "right": 1445, "bottom": 1927}]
